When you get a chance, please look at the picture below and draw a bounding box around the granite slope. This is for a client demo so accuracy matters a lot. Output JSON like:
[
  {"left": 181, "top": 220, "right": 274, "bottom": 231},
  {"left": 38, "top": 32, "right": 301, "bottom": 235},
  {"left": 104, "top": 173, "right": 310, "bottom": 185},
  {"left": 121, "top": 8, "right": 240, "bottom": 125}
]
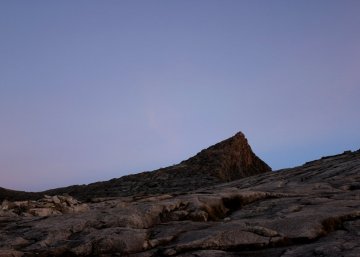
[{"left": 0, "top": 149, "right": 359, "bottom": 257}]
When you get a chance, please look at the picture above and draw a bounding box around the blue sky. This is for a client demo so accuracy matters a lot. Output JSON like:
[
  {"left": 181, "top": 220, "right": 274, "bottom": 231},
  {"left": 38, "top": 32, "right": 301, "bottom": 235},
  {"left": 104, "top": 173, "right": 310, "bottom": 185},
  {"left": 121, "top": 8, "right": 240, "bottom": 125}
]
[{"left": 1, "top": 1, "right": 360, "bottom": 191}]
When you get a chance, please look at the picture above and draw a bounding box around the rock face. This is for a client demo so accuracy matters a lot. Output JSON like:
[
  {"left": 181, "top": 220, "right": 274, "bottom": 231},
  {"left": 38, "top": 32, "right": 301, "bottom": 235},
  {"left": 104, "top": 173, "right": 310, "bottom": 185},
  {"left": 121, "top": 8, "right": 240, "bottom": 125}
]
[
  {"left": 0, "top": 148, "right": 359, "bottom": 256},
  {"left": 0, "top": 132, "right": 271, "bottom": 202}
]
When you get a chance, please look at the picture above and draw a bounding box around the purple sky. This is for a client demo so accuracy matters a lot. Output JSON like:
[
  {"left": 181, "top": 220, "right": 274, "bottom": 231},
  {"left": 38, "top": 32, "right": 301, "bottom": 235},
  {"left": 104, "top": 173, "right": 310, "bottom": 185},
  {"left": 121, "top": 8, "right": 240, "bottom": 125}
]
[{"left": 1, "top": 1, "right": 360, "bottom": 192}]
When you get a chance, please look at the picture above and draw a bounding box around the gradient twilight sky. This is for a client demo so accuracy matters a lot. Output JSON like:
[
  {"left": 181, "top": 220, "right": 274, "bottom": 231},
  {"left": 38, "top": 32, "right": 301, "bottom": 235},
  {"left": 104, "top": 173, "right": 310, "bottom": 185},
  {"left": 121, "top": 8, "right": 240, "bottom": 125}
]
[{"left": 1, "top": 1, "right": 360, "bottom": 192}]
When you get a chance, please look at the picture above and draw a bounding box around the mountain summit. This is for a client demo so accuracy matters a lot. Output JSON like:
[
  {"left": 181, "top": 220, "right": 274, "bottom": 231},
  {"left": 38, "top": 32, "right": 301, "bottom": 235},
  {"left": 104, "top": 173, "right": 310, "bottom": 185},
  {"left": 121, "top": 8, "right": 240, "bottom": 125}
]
[
  {"left": 0, "top": 132, "right": 271, "bottom": 201},
  {"left": 180, "top": 132, "right": 271, "bottom": 181}
]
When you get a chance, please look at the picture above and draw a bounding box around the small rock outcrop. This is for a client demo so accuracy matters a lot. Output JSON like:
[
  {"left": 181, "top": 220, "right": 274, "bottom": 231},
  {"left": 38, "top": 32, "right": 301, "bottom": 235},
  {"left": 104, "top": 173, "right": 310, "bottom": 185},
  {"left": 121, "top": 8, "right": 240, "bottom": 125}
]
[{"left": 0, "top": 195, "right": 88, "bottom": 217}]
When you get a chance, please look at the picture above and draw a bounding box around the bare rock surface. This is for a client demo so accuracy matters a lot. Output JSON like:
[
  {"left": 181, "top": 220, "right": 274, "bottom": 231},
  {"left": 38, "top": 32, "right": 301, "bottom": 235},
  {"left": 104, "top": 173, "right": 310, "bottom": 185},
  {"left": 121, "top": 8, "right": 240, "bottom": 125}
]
[{"left": 0, "top": 149, "right": 359, "bottom": 256}]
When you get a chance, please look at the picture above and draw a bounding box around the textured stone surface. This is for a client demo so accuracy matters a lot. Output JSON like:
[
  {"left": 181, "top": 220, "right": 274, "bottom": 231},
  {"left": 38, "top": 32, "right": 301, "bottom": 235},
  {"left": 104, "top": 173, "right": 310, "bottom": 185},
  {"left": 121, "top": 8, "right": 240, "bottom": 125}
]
[{"left": 0, "top": 149, "right": 359, "bottom": 256}]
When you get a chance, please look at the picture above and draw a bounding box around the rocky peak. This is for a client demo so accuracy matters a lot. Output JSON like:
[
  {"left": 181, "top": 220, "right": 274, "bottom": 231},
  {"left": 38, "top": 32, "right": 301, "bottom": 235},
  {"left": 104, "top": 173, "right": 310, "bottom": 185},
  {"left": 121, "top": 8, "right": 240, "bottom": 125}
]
[{"left": 182, "top": 131, "right": 271, "bottom": 181}]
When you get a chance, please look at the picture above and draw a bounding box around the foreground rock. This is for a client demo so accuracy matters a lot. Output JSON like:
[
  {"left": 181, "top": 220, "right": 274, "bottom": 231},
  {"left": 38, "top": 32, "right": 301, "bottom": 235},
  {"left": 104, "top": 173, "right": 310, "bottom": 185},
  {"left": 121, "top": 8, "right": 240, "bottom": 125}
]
[{"left": 0, "top": 150, "right": 359, "bottom": 256}]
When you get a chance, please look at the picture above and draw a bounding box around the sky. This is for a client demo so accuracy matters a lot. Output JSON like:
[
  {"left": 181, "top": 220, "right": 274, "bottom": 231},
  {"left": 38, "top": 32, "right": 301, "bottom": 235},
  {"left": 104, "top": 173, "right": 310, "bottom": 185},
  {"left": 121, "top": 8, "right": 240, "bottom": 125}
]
[{"left": 1, "top": 1, "right": 360, "bottom": 192}]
